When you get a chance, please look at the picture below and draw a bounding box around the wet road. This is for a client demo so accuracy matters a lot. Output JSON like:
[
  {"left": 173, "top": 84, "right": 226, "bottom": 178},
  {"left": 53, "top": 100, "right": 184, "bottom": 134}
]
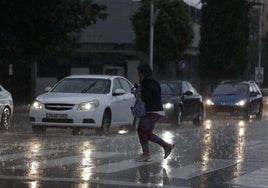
[{"left": 2, "top": 108, "right": 268, "bottom": 188}]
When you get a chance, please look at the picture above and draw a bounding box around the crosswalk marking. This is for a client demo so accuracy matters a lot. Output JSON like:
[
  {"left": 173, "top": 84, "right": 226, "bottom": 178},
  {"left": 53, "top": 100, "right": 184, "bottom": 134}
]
[
  {"left": 6, "top": 150, "right": 236, "bottom": 180},
  {"left": 0, "top": 150, "right": 59, "bottom": 162},
  {"left": 155, "top": 159, "right": 237, "bottom": 180},
  {"left": 92, "top": 154, "right": 160, "bottom": 173},
  {"left": 0, "top": 141, "right": 242, "bottom": 187},
  {"left": 0, "top": 147, "right": 247, "bottom": 187},
  {"left": 227, "top": 166, "right": 268, "bottom": 187},
  {"left": 0, "top": 175, "right": 190, "bottom": 188},
  {"left": 9, "top": 152, "right": 123, "bottom": 170}
]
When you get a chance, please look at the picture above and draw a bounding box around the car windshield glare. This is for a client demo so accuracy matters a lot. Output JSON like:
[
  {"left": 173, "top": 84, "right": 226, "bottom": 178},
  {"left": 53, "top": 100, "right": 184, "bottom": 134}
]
[
  {"left": 213, "top": 83, "right": 248, "bottom": 96},
  {"left": 161, "top": 83, "right": 181, "bottom": 95},
  {"left": 51, "top": 78, "right": 111, "bottom": 94}
]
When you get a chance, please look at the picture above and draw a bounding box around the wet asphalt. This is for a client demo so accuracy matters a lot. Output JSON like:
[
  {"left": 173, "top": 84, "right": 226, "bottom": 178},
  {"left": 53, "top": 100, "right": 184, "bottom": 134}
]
[{"left": 0, "top": 107, "right": 268, "bottom": 187}]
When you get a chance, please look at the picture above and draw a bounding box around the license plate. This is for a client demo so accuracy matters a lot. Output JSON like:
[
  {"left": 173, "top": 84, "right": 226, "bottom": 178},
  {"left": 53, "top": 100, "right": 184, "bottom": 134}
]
[
  {"left": 217, "top": 112, "right": 230, "bottom": 115},
  {"left": 46, "top": 113, "right": 68, "bottom": 119}
]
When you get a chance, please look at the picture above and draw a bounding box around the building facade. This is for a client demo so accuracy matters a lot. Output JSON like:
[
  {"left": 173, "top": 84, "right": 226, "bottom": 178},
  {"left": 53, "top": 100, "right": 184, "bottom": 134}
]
[{"left": 34, "top": 0, "right": 202, "bottom": 97}]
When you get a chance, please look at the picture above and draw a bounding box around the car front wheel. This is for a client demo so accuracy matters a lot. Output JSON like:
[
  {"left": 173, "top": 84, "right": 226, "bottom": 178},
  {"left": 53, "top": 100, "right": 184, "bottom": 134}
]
[
  {"left": 129, "top": 118, "right": 138, "bottom": 132},
  {"left": 243, "top": 106, "right": 251, "bottom": 120},
  {"left": 96, "top": 110, "right": 111, "bottom": 136},
  {"left": 172, "top": 107, "right": 182, "bottom": 126},
  {"left": 0, "top": 107, "right": 11, "bottom": 131},
  {"left": 193, "top": 106, "right": 204, "bottom": 126},
  {"left": 256, "top": 104, "right": 263, "bottom": 119}
]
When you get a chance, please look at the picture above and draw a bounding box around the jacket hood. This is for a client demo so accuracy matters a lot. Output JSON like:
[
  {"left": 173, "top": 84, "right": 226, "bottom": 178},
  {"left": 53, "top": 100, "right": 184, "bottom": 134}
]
[{"left": 137, "top": 64, "right": 152, "bottom": 76}]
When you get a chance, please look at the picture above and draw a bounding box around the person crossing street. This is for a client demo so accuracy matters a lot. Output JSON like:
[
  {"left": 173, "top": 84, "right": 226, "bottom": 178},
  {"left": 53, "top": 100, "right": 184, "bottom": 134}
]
[{"left": 134, "top": 63, "right": 174, "bottom": 162}]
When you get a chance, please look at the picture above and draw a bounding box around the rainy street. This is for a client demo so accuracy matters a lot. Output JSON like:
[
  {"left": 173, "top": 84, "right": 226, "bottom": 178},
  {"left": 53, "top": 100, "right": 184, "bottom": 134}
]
[{"left": 1, "top": 107, "right": 268, "bottom": 188}]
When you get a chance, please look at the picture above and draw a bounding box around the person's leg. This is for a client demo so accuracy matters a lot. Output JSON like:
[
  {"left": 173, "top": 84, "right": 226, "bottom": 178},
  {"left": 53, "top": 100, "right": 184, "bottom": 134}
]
[
  {"left": 137, "top": 113, "right": 174, "bottom": 160},
  {"left": 137, "top": 117, "right": 150, "bottom": 154},
  {"left": 136, "top": 117, "right": 151, "bottom": 161},
  {"left": 144, "top": 113, "right": 175, "bottom": 159},
  {"left": 144, "top": 113, "right": 168, "bottom": 147}
]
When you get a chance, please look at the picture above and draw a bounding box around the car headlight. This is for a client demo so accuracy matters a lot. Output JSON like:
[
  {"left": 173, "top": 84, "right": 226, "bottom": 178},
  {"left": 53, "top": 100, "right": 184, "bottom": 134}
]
[
  {"left": 31, "top": 100, "right": 43, "bottom": 110},
  {"left": 163, "top": 103, "right": 174, "bottom": 109},
  {"left": 205, "top": 99, "right": 214, "bottom": 106},
  {"left": 235, "top": 100, "right": 247, "bottom": 106},
  {"left": 77, "top": 100, "right": 99, "bottom": 111}
]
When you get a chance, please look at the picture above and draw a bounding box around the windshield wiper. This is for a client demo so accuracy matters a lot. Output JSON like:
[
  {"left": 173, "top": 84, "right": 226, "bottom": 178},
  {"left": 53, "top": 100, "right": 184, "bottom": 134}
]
[
  {"left": 81, "top": 81, "right": 97, "bottom": 93},
  {"left": 166, "top": 84, "right": 175, "bottom": 95}
]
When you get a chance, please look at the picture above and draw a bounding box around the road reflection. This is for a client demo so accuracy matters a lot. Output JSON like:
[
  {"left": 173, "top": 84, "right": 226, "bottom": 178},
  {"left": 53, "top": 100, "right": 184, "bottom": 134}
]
[
  {"left": 201, "top": 120, "right": 212, "bottom": 164},
  {"left": 78, "top": 141, "right": 95, "bottom": 188},
  {"left": 201, "top": 118, "right": 246, "bottom": 177},
  {"left": 234, "top": 120, "right": 246, "bottom": 176},
  {"left": 27, "top": 140, "right": 42, "bottom": 188}
]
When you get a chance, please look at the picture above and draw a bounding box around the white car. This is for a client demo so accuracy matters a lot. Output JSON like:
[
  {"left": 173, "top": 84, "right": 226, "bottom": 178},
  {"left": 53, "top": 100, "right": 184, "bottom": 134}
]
[
  {"left": 29, "top": 75, "right": 136, "bottom": 135},
  {"left": 0, "top": 84, "right": 13, "bottom": 130}
]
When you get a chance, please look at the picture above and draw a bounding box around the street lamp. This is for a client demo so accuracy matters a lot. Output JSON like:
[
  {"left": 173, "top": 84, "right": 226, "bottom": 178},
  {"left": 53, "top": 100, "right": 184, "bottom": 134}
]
[
  {"left": 251, "top": 0, "right": 264, "bottom": 84},
  {"left": 132, "top": 0, "right": 155, "bottom": 70},
  {"left": 149, "top": 0, "right": 154, "bottom": 70},
  {"left": 257, "top": 0, "right": 263, "bottom": 70}
]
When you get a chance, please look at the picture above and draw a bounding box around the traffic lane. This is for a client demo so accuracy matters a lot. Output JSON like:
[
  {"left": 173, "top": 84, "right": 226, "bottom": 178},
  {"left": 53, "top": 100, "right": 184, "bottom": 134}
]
[{"left": 3, "top": 112, "right": 268, "bottom": 187}]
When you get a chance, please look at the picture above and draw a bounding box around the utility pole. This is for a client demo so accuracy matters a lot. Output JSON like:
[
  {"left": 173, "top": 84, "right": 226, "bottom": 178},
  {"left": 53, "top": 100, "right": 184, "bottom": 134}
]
[
  {"left": 252, "top": 0, "right": 264, "bottom": 84},
  {"left": 257, "top": 0, "right": 263, "bottom": 69},
  {"left": 149, "top": 0, "right": 154, "bottom": 70}
]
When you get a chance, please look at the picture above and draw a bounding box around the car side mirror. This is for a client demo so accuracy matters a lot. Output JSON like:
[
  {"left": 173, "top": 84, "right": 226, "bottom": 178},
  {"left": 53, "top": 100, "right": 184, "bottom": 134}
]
[
  {"left": 250, "top": 92, "right": 258, "bottom": 97},
  {"left": 183, "top": 91, "right": 193, "bottom": 96},
  {"left": 45, "top": 87, "right": 51, "bottom": 92},
  {"left": 113, "top": 89, "right": 125, "bottom": 96}
]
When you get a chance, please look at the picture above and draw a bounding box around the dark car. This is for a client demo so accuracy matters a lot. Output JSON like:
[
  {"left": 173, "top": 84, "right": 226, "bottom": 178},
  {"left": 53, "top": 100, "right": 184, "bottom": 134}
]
[
  {"left": 261, "top": 88, "right": 268, "bottom": 106},
  {"left": 159, "top": 80, "right": 204, "bottom": 126},
  {"left": 205, "top": 80, "right": 263, "bottom": 119}
]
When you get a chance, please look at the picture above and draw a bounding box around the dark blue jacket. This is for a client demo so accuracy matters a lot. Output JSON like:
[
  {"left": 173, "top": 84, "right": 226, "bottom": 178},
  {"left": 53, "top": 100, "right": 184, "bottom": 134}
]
[{"left": 140, "top": 75, "right": 163, "bottom": 112}]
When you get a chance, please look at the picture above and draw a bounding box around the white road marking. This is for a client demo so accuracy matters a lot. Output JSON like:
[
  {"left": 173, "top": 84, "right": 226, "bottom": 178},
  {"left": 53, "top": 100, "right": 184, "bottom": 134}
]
[
  {"left": 155, "top": 159, "right": 237, "bottom": 180},
  {"left": 0, "top": 175, "right": 190, "bottom": 188},
  {"left": 9, "top": 152, "right": 123, "bottom": 169},
  {"left": 227, "top": 167, "right": 268, "bottom": 188},
  {"left": 92, "top": 154, "right": 159, "bottom": 173},
  {"left": 0, "top": 150, "right": 59, "bottom": 162}
]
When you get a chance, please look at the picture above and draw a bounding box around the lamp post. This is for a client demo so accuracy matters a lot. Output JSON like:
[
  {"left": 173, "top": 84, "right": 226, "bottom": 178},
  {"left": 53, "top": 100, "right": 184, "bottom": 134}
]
[
  {"left": 132, "top": 0, "right": 155, "bottom": 70},
  {"left": 251, "top": 0, "right": 264, "bottom": 84},
  {"left": 257, "top": 0, "right": 263, "bottom": 70},
  {"left": 149, "top": 0, "right": 154, "bottom": 70}
]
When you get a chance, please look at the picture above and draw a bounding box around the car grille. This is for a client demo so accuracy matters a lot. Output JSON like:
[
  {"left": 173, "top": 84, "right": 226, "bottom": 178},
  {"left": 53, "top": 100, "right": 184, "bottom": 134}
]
[
  {"left": 45, "top": 103, "right": 74, "bottom": 111},
  {"left": 42, "top": 118, "right": 73, "bottom": 123},
  {"left": 214, "top": 106, "right": 234, "bottom": 112},
  {"left": 214, "top": 105, "right": 244, "bottom": 113}
]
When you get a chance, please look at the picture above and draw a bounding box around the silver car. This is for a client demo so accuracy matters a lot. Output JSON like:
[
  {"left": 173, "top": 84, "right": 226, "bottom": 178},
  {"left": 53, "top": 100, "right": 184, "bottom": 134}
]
[{"left": 0, "top": 85, "right": 13, "bottom": 130}]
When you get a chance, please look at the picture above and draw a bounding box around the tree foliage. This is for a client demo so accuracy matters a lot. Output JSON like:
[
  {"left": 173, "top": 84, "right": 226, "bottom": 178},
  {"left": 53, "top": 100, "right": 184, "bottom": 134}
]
[
  {"left": 199, "top": 0, "right": 251, "bottom": 82},
  {"left": 131, "top": 0, "right": 194, "bottom": 67},
  {"left": 0, "top": 0, "right": 107, "bottom": 64}
]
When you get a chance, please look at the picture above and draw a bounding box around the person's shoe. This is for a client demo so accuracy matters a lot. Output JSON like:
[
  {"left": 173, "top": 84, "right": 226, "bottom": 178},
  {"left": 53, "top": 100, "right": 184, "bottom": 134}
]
[
  {"left": 135, "top": 153, "right": 152, "bottom": 162},
  {"left": 164, "top": 144, "right": 175, "bottom": 159}
]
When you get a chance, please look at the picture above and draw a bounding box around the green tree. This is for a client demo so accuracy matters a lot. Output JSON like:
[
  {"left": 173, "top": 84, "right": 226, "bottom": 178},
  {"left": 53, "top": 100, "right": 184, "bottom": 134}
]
[
  {"left": 0, "top": 0, "right": 107, "bottom": 64},
  {"left": 131, "top": 0, "right": 194, "bottom": 68},
  {"left": 199, "top": 0, "right": 251, "bottom": 83}
]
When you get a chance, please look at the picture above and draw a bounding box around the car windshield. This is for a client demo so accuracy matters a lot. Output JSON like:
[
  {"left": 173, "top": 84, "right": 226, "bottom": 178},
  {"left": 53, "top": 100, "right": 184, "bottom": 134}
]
[
  {"left": 161, "top": 83, "right": 181, "bottom": 96},
  {"left": 51, "top": 78, "right": 111, "bottom": 94},
  {"left": 213, "top": 83, "right": 248, "bottom": 96},
  {"left": 261, "top": 89, "right": 268, "bottom": 96}
]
